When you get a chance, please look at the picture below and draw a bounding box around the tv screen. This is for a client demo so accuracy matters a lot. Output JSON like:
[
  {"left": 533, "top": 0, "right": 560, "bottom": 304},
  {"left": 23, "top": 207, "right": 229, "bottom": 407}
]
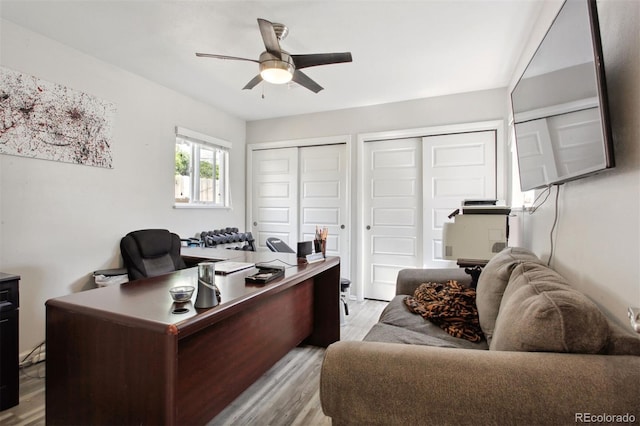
[{"left": 511, "top": 0, "right": 614, "bottom": 191}]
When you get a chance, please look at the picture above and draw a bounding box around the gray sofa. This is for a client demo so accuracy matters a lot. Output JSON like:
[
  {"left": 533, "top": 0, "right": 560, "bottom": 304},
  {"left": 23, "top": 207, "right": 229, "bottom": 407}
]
[{"left": 320, "top": 248, "right": 640, "bottom": 425}]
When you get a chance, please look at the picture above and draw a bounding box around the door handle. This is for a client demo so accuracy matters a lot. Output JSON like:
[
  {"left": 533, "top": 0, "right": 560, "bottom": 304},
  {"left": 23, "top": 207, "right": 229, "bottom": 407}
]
[
  {"left": 366, "top": 225, "right": 371, "bottom": 230},
  {"left": 340, "top": 224, "right": 345, "bottom": 229}
]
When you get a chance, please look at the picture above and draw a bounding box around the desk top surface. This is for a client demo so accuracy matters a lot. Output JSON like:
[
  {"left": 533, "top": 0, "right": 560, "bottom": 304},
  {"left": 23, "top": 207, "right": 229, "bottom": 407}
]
[
  {"left": 0, "top": 272, "right": 20, "bottom": 282},
  {"left": 46, "top": 249, "right": 339, "bottom": 337}
]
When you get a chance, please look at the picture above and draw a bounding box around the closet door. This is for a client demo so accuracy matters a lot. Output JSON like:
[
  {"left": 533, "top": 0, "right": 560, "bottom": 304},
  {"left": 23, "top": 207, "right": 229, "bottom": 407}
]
[
  {"left": 299, "top": 145, "right": 349, "bottom": 278},
  {"left": 362, "top": 138, "right": 422, "bottom": 300},
  {"left": 361, "top": 130, "right": 497, "bottom": 301},
  {"left": 422, "top": 131, "right": 497, "bottom": 267},
  {"left": 251, "top": 148, "right": 299, "bottom": 249}
]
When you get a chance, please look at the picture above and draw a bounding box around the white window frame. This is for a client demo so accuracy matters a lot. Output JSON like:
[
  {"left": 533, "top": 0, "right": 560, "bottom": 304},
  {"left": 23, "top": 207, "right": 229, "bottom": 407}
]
[{"left": 174, "top": 126, "right": 231, "bottom": 209}]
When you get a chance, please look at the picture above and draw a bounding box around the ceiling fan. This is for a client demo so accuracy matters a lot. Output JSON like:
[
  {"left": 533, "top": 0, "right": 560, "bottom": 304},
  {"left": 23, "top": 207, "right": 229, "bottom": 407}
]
[{"left": 196, "top": 18, "right": 352, "bottom": 93}]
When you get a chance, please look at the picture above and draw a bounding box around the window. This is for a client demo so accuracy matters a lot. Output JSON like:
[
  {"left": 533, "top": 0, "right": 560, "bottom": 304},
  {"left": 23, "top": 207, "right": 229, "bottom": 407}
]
[{"left": 174, "top": 127, "right": 230, "bottom": 208}]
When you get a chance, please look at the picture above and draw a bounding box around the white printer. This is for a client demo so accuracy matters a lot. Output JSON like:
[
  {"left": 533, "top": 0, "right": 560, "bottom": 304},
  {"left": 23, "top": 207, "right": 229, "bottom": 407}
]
[{"left": 442, "top": 200, "right": 510, "bottom": 262}]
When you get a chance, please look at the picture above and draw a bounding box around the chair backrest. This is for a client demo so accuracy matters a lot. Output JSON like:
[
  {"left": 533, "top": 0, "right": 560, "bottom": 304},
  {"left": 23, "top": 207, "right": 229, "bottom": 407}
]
[
  {"left": 120, "top": 229, "right": 186, "bottom": 280},
  {"left": 265, "top": 237, "right": 295, "bottom": 253}
]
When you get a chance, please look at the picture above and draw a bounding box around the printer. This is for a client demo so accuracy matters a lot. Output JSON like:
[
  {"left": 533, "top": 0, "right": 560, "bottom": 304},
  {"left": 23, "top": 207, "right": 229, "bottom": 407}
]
[{"left": 442, "top": 200, "right": 511, "bottom": 263}]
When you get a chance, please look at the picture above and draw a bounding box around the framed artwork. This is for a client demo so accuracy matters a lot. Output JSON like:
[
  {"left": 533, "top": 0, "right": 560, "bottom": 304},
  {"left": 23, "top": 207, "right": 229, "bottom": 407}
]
[{"left": 0, "top": 66, "right": 116, "bottom": 168}]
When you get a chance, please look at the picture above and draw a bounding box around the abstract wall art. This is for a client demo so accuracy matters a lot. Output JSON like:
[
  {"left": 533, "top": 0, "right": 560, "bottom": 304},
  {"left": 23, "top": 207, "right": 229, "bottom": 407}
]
[{"left": 0, "top": 66, "right": 116, "bottom": 168}]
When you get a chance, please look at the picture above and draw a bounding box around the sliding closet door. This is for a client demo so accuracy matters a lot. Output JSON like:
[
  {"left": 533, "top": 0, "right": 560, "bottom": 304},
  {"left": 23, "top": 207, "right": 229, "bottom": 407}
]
[
  {"left": 299, "top": 144, "right": 349, "bottom": 277},
  {"left": 362, "top": 138, "right": 422, "bottom": 300},
  {"left": 251, "top": 148, "right": 299, "bottom": 249},
  {"left": 422, "top": 131, "right": 497, "bottom": 267},
  {"left": 250, "top": 144, "right": 350, "bottom": 280},
  {"left": 361, "top": 130, "right": 497, "bottom": 300}
]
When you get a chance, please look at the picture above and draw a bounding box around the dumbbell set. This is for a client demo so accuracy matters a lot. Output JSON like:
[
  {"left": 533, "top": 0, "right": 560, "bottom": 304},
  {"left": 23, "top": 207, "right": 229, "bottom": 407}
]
[{"left": 199, "top": 228, "right": 256, "bottom": 251}]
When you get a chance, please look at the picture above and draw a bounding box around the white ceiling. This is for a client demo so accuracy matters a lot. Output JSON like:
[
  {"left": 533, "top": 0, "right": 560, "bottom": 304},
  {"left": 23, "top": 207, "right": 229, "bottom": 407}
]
[{"left": 0, "top": 0, "right": 545, "bottom": 121}]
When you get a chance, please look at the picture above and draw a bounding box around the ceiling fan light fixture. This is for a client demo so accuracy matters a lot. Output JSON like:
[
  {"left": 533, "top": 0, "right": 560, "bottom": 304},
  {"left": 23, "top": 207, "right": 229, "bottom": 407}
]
[
  {"left": 196, "top": 18, "right": 352, "bottom": 92},
  {"left": 260, "top": 59, "right": 294, "bottom": 84}
]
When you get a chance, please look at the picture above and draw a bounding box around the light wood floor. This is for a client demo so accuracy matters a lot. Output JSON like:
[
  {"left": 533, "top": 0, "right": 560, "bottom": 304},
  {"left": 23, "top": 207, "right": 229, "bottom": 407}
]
[{"left": 0, "top": 299, "right": 387, "bottom": 426}]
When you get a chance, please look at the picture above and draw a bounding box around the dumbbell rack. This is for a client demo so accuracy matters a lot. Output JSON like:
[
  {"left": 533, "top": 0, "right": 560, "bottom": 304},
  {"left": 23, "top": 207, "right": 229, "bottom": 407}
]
[{"left": 198, "top": 227, "right": 256, "bottom": 251}]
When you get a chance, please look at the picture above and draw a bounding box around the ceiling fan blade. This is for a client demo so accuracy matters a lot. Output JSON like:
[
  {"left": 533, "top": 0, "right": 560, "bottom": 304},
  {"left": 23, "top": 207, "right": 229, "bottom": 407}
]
[
  {"left": 242, "top": 74, "right": 263, "bottom": 90},
  {"left": 196, "top": 53, "right": 259, "bottom": 63},
  {"left": 257, "top": 18, "right": 282, "bottom": 58},
  {"left": 292, "top": 70, "right": 323, "bottom": 93},
  {"left": 291, "top": 52, "right": 353, "bottom": 69}
]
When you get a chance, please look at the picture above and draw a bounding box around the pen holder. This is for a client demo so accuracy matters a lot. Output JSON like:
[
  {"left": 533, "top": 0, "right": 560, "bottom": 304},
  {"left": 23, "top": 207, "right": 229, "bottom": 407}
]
[
  {"left": 195, "top": 262, "right": 220, "bottom": 308},
  {"left": 314, "top": 239, "right": 326, "bottom": 258}
]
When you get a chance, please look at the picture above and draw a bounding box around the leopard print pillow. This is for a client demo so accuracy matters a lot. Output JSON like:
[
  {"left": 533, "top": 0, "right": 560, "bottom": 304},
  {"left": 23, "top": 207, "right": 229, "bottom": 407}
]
[{"left": 404, "top": 280, "right": 484, "bottom": 342}]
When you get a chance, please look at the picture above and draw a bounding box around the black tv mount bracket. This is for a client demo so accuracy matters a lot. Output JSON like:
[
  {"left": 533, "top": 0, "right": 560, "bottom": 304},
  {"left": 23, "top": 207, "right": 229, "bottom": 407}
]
[
  {"left": 456, "top": 259, "right": 488, "bottom": 289},
  {"left": 464, "top": 266, "right": 483, "bottom": 289}
]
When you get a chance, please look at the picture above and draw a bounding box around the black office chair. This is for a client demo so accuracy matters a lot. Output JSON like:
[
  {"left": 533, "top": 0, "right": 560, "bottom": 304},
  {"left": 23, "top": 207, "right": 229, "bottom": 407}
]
[
  {"left": 120, "top": 229, "right": 186, "bottom": 281},
  {"left": 265, "top": 236, "right": 351, "bottom": 319},
  {"left": 265, "top": 237, "right": 295, "bottom": 253}
]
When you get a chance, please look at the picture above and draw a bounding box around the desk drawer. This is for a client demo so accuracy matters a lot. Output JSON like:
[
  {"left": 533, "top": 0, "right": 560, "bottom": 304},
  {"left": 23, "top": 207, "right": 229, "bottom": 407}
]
[{"left": 0, "top": 279, "right": 19, "bottom": 310}]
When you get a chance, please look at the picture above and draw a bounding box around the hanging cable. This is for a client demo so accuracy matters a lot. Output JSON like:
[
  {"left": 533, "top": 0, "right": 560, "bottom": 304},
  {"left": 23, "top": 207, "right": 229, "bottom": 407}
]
[
  {"left": 20, "top": 341, "right": 46, "bottom": 379},
  {"left": 547, "top": 184, "right": 562, "bottom": 266},
  {"left": 19, "top": 340, "right": 45, "bottom": 366},
  {"left": 528, "top": 185, "right": 553, "bottom": 214}
]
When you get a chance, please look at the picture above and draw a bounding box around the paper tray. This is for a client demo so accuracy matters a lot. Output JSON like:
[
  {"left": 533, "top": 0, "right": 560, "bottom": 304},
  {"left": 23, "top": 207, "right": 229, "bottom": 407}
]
[{"left": 244, "top": 268, "right": 285, "bottom": 284}]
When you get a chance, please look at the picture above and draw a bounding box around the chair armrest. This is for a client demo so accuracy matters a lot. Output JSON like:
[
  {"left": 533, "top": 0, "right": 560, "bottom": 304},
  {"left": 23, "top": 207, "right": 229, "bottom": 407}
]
[
  {"left": 320, "top": 341, "right": 640, "bottom": 426},
  {"left": 396, "top": 268, "right": 471, "bottom": 295}
]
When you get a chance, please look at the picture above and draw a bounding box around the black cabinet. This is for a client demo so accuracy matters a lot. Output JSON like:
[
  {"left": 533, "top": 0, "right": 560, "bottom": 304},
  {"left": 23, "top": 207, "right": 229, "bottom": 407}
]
[{"left": 0, "top": 273, "right": 20, "bottom": 411}]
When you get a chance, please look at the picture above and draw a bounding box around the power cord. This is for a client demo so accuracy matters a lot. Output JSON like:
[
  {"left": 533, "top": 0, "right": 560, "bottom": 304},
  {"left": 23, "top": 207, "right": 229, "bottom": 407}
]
[
  {"left": 19, "top": 341, "right": 46, "bottom": 379},
  {"left": 255, "top": 258, "right": 298, "bottom": 268},
  {"left": 19, "top": 341, "right": 45, "bottom": 367},
  {"left": 547, "top": 184, "right": 562, "bottom": 266},
  {"left": 528, "top": 185, "right": 553, "bottom": 214},
  {"left": 526, "top": 184, "right": 562, "bottom": 266}
]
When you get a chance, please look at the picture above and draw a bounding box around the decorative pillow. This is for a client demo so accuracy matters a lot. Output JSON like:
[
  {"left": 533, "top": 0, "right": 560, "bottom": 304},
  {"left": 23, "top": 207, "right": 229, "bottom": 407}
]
[
  {"left": 404, "top": 280, "right": 484, "bottom": 342},
  {"left": 490, "top": 262, "right": 609, "bottom": 354},
  {"left": 475, "top": 247, "right": 544, "bottom": 344}
]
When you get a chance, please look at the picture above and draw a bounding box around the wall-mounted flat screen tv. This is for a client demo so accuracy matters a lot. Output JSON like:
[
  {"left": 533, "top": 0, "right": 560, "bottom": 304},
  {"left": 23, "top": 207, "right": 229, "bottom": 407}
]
[{"left": 511, "top": 0, "right": 614, "bottom": 191}]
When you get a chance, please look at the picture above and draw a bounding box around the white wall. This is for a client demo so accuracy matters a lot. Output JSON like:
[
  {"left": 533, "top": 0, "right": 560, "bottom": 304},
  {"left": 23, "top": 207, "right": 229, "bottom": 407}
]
[
  {"left": 247, "top": 88, "right": 508, "bottom": 299},
  {"left": 510, "top": 0, "right": 640, "bottom": 325},
  {"left": 0, "top": 20, "right": 246, "bottom": 353},
  {"left": 247, "top": 88, "right": 507, "bottom": 143}
]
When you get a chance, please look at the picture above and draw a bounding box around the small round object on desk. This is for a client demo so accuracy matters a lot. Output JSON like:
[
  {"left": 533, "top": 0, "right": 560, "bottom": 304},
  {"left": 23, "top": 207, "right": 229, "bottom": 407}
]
[{"left": 169, "top": 286, "right": 195, "bottom": 303}]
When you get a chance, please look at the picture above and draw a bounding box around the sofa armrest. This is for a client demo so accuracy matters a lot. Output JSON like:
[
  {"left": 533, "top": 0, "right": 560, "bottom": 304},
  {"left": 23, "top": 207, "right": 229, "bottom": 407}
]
[
  {"left": 320, "top": 341, "right": 640, "bottom": 426},
  {"left": 396, "top": 268, "right": 472, "bottom": 295}
]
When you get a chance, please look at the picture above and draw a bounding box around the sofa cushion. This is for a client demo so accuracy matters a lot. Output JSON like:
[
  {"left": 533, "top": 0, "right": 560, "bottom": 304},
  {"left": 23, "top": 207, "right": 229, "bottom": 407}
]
[
  {"left": 364, "top": 323, "right": 458, "bottom": 347},
  {"left": 476, "top": 247, "right": 544, "bottom": 344},
  {"left": 404, "top": 281, "right": 483, "bottom": 342},
  {"left": 490, "top": 262, "right": 609, "bottom": 354},
  {"left": 604, "top": 320, "right": 640, "bottom": 355},
  {"left": 364, "top": 323, "right": 489, "bottom": 350},
  {"left": 376, "top": 296, "right": 488, "bottom": 350}
]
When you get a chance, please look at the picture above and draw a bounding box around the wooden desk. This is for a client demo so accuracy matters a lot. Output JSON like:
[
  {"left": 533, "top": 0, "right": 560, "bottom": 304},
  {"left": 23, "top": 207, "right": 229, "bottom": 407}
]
[
  {"left": 45, "top": 251, "right": 340, "bottom": 425},
  {"left": 180, "top": 246, "right": 290, "bottom": 266}
]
